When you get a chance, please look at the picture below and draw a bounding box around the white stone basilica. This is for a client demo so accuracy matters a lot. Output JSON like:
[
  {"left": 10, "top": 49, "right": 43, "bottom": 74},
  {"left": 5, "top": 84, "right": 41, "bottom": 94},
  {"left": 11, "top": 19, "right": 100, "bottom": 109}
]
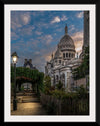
[
  {"left": 45, "top": 25, "right": 82, "bottom": 91},
  {"left": 45, "top": 11, "right": 89, "bottom": 91}
]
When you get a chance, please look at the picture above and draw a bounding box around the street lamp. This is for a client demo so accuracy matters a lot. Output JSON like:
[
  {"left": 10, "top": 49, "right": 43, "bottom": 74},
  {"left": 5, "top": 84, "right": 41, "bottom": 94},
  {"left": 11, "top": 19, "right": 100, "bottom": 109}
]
[{"left": 11, "top": 52, "right": 19, "bottom": 110}]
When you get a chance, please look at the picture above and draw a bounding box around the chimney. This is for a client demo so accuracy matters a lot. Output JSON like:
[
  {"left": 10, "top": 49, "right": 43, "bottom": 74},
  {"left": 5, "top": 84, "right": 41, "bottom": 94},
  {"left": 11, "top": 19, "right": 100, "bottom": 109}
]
[
  {"left": 24, "top": 59, "right": 27, "bottom": 64},
  {"left": 29, "top": 59, "right": 32, "bottom": 64}
]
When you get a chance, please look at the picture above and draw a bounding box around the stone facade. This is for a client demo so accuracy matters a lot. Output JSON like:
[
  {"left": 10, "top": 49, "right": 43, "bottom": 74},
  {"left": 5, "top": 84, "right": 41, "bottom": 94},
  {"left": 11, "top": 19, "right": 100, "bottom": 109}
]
[{"left": 45, "top": 25, "right": 82, "bottom": 91}]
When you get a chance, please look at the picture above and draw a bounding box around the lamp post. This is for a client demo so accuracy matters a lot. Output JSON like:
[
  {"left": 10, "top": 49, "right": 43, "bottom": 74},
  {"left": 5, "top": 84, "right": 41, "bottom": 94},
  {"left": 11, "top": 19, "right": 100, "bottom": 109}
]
[{"left": 11, "top": 52, "right": 18, "bottom": 111}]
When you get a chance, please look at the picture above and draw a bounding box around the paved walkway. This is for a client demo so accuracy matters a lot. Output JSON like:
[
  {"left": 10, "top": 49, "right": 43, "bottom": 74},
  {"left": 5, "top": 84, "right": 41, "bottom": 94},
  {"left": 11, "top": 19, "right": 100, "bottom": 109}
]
[{"left": 11, "top": 92, "right": 47, "bottom": 115}]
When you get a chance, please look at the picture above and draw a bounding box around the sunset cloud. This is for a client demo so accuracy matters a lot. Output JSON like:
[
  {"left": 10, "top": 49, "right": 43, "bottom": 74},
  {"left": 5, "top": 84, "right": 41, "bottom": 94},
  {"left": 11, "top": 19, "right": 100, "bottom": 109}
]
[{"left": 71, "top": 31, "right": 83, "bottom": 53}]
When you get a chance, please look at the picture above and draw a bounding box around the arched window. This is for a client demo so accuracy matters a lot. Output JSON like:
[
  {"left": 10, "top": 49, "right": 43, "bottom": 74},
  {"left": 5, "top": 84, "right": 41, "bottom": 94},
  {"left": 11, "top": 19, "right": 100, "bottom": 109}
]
[
  {"left": 54, "top": 75, "right": 55, "bottom": 84},
  {"left": 59, "top": 60, "right": 61, "bottom": 63},
  {"left": 66, "top": 53, "right": 68, "bottom": 57},
  {"left": 56, "top": 75, "right": 59, "bottom": 82},
  {"left": 63, "top": 53, "right": 65, "bottom": 58},
  {"left": 72, "top": 54, "right": 73, "bottom": 58},
  {"left": 69, "top": 53, "right": 70, "bottom": 57},
  {"left": 62, "top": 73, "right": 65, "bottom": 79}
]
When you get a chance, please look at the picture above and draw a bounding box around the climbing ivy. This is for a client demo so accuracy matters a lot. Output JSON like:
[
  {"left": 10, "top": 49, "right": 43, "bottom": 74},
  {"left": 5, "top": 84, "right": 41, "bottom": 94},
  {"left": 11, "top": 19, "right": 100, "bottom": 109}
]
[{"left": 11, "top": 66, "right": 44, "bottom": 93}]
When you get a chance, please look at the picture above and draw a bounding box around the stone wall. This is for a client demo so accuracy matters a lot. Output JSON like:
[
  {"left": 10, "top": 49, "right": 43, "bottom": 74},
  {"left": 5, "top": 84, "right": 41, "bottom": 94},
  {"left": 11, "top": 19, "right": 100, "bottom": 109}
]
[{"left": 74, "top": 77, "right": 86, "bottom": 88}]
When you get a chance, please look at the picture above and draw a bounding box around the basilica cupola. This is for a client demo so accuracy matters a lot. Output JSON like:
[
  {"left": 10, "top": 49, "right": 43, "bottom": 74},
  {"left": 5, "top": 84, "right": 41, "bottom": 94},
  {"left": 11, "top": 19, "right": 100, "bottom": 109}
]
[{"left": 58, "top": 25, "right": 76, "bottom": 60}]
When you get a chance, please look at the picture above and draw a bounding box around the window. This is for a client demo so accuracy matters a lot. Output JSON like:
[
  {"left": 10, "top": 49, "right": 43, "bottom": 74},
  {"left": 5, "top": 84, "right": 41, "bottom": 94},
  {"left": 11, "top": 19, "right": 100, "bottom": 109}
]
[
  {"left": 59, "top": 60, "right": 61, "bottom": 63},
  {"left": 63, "top": 53, "right": 65, "bottom": 58},
  {"left": 66, "top": 53, "right": 68, "bottom": 57},
  {"left": 69, "top": 53, "right": 70, "bottom": 57},
  {"left": 56, "top": 75, "right": 59, "bottom": 81}
]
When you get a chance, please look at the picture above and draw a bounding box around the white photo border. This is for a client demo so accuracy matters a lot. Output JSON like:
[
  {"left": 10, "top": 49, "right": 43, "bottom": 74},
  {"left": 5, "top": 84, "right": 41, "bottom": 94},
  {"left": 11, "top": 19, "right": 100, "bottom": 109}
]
[{"left": 4, "top": 4, "right": 96, "bottom": 122}]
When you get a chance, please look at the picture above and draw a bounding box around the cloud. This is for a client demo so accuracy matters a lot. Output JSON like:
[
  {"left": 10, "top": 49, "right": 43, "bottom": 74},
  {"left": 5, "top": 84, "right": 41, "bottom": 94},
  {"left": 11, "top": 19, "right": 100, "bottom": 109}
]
[
  {"left": 11, "top": 32, "right": 19, "bottom": 40},
  {"left": 34, "top": 51, "right": 40, "bottom": 55},
  {"left": 38, "top": 34, "right": 53, "bottom": 45},
  {"left": 18, "top": 25, "right": 35, "bottom": 36},
  {"left": 56, "top": 27, "right": 63, "bottom": 32},
  {"left": 45, "top": 35, "right": 53, "bottom": 45},
  {"left": 11, "top": 11, "right": 31, "bottom": 30},
  {"left": 51, "top": 16, "right": 60, "bottom": 24},
  {"left": 61, "top": 15, "right": 68, "bottom": 21},
  {"left": 76, "top": 12, "right": 83, "bottom": 18},
  {"left": 71, "top": 31, "right": 83, "bottom": 52},
  {"left": 69, "top": 25, "right": 75, "bottom": 33},
  {"left": 35, "top": 31, "right": 43, "bottom": 35},
  {"left": 11, "top": 21, "right": 22, "bottom": 30},
  {"left": 21, "top": 14, "right": 30, "bottom": 25},
  {"left": 51, "top": 15, "right": 68, "bottom": 24},
  {"left": 42, "top": 46, "right": 57, "bottom": 62}
]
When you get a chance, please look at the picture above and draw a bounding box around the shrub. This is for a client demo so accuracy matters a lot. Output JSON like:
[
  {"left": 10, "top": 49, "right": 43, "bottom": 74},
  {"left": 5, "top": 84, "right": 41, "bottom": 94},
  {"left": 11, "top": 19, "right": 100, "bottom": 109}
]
[
  {"left": 46, "top": 102, "right": 57, "bottom": 115},
  {"left": 52, "top": 89, "right": 65, "bottom": 99},
  {"left": 21, "top": 86, "right": 24, "bottom": 91},
  {"left": 76, "top": 85, "right": 87, "bottom": 99},
  {"left": 56, "top": 80, "right": 64, "bottom": 90}
]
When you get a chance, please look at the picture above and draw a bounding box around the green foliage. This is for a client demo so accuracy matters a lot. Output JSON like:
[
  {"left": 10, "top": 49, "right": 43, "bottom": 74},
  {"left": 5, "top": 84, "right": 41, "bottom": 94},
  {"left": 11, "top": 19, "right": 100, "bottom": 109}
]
[
  {"left": 43, "top": 75, "right": 51, "bottom": 95},
  {"left": 72, "top": 46, "right": 89, "bottom": 80},
  {"left": 37, "top": 72, "right": 44, "bottom": 91},
  {"left": 43, "top": 75, "right": 51, "bottom": 88},
  {"left": 75, "top": 85, "right": 87, "bottom": 99},
  {"left": 46, "top": 102, "right": 57, "bottom": 115},
  {"left": 51, "top": 89, "right": 66, "bottom": 99},
  {"left": 21, "top": 86, "right": 24, "bottom": 91},
  {"left": 11, "top": 66, "right": 44, "bottom": 94},
  {"left": 52, "top": 90, "right": 78, "bottom": 100},
  {"left": 56, "top": 80, "right": 63, "bottom": 90},
  {"left": 11, "top": 83, "right": 14, "bottom": 89}
]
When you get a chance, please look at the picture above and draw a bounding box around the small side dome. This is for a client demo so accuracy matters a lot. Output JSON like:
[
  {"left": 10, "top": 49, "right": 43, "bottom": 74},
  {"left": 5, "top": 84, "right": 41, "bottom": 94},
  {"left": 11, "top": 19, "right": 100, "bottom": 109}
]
[{"left": 54, "top": 49, "right": 62, "bottom": 59}]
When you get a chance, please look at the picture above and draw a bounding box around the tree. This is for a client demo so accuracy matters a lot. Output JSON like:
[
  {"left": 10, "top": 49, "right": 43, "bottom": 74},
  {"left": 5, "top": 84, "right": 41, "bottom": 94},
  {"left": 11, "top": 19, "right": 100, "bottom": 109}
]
[{"left": 43, "top": 75, "right": 51, "bottom": 94}]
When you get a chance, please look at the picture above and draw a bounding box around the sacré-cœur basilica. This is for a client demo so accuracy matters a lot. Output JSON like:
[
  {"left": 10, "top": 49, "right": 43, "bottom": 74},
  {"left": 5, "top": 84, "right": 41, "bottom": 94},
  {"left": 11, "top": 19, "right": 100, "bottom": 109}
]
[{"left": 45, "top": 11, "right": 89, "bottom": 92}]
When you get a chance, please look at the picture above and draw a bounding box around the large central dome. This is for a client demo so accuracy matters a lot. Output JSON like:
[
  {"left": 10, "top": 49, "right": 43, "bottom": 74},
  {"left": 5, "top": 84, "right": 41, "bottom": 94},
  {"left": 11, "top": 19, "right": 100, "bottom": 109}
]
[{"left": 58, "top": 25, "right": 75, "bottom": 52}]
